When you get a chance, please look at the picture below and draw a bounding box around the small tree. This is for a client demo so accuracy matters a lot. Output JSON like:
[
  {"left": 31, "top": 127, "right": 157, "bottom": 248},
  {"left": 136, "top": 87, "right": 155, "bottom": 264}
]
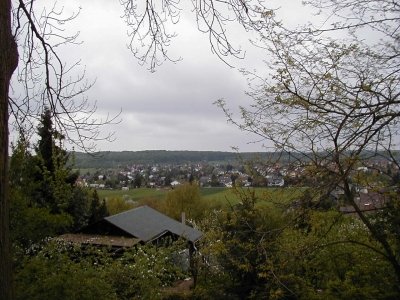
[
  {"left": 30, "top": 108, "right": 80, "bottom": 214},
  {"left": 164, "top": 182, "right": 205, "bottom": 221},
  {"left": 197, "top": 189, "right": 286, "bottom": 299},
  {"left": 88, "top": 190, "right": 108, "bottom": 225},
  {"left": 10, "top": 112, "right": 96, "bottom": 233},
  {"left": 9, "top": 134, "right": 72, "bottom": 248},
  {"left": 133, "top": 174, "right": 142, "bottom": 188}
]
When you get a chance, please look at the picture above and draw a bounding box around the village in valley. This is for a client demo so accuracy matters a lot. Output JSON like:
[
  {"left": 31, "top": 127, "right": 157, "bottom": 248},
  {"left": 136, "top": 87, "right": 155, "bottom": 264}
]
[
  {"left": 76, "top": 152, "right": 397, "bottom": 214},
  {"left": 78, "top": 153, "right": 395, "bottom": 190},
  {"left": 3, "top": 0, "right": 399, "bottom": 298}
]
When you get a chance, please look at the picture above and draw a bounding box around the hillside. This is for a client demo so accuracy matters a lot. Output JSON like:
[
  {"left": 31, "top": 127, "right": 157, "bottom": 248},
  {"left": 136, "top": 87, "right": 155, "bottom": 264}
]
[
  {"left": 70, "top": 149, "right": 399, "bottom": 169},
  {"left": 70, "top": 150, "right": 288, "bottom": 168}
]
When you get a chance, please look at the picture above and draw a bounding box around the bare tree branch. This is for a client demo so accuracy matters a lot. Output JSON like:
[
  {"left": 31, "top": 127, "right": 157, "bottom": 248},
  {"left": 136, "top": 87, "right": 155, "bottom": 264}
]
[
  {"left": 120, "top": 0, "right": 271, "bottom": 71},
  {"left": 10, "top": 0, "right": 120, "bottom": 152}
]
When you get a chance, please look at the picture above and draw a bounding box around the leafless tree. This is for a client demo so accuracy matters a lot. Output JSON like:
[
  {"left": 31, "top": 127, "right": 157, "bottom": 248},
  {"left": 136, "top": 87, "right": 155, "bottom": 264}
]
[
  {"left": 10, "top": 1, "right": 120, "bottom": 151},
  {"left": 120, "top": 0, "right": 271, "bottom": 70},
  {"left": 218, "top": 0, "right": 400, "bottom": 284}
]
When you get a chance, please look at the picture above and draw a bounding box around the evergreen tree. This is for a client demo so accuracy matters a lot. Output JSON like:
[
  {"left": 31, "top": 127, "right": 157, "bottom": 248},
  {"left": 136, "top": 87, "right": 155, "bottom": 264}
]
[
  {"left": 9, "top": 131, "right": 36, "bottom": 203},
  {"left": 211, "top": 174, "right": 220, "bottom": 187},
  {"left": 66, "top": 187, "right": 90, "bottom": 231},
  {"left": 36, "top": 108, "right": 55, "bottom": 174},
  {"left": 189, "top": 173, "right": 195, "bottom": 184},
  {"left": 218, "top": 191, "right": 284, "bottom": 298},
  {"left": 133, "top": 174, "right": 142, "bottom": 188},
  {"left": 31, "top": 107, "right": 79, "bottom": 213},
  {"left": 9, "top": 133, "right": 72, "bottom": 248},
  {"left": 88, "top": 190, "right": 108, "bottom": 225},
  {"left": 10, "top": 109, "right": 92, "bottom": 235}
]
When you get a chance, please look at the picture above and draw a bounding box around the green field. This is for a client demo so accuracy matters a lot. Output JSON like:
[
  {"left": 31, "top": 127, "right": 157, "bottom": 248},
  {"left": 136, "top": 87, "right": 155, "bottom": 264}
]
[
  {"left": 97, "top": 188, "right": 167, "bottom": 202},
  {"left": 97, "top": 187, "right": 303, "bottom": 207}
]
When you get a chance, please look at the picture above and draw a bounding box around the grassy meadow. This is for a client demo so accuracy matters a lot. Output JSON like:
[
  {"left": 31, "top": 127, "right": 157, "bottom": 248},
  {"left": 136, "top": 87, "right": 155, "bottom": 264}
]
[{"left": 97, "top": 186, "right": 304, "bottom": 213}]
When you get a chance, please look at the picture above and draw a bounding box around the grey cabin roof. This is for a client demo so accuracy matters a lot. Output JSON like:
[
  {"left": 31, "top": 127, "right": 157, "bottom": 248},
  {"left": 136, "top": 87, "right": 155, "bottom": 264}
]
[{"left": 104, "top": 205, "right": 203, "bottom": 243}]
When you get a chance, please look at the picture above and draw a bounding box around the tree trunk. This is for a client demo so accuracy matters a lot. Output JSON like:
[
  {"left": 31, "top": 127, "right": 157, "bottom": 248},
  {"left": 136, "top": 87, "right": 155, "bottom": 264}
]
[{"left": 0, "top": 0, "right": 18, "bottom": 299}]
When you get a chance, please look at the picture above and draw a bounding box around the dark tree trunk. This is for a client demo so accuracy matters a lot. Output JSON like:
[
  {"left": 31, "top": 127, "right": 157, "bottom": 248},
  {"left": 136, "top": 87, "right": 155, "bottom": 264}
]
[{"left": 0, "top": 0, "right": 18, "bottom": 299}]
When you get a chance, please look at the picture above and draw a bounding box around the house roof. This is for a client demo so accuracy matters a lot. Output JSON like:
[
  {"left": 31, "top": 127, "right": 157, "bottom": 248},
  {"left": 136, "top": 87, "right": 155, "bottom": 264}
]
[
  {"left": 59, "top": 233, "right": 140, "bottom": 248},
  {"left": 104, "top": 205, "right": 203, "bottom": 243},
  {"left": 340, "top": 192, "right": 386, "bottom": 214}
]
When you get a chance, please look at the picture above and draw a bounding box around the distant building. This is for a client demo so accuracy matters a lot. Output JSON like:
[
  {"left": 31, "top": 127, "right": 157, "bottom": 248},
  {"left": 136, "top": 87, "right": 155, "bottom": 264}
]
[
  {"left": 170, "top": 180, "right": 181, "bottom": 187},
  {"left": 267, "top": 176, "right": 285, "bottom": 187},
  {"left": 340, "top": 191, "right": 387, "bottom": 214}
]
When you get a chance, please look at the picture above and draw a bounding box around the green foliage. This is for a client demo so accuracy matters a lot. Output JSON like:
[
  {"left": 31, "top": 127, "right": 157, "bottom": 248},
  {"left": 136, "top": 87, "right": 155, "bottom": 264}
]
[
  {"left": 106, "top": 197, "right": 136, "bottom": 215},
  {"left": 72, "top": 150, "right": 284, "bottom": 169},
  {"left": 31, "top": 108, "right": 73, "bottom": 213},
  {"left": 164, "top": 183, "right": 207, "bottom": 221},
  {"left": 210, "top": 174, "right": 220, "bottom": 187},
  {"left": 14, "top": 241, "right": 117, "bottom": 300},
  {"left": 14, "top": 239, "right": 187, "bottom": 300},
  {"left": 106, "top": 243, "right": 186, "bottom": 300},
  {"left": 65, "top": 187, "right": 90, "bottom": 230},
  {"left": 196, "top": 188, "right": 400, "bottom": 299},
  {"left": 9, "top": 132, "right": 35, "bottom": 194},
  {"left": 97, "top": 187, "right": 166, "bottom": 202},
  {"left": 133, "top": 173, "right": 143, "bottom": 188},
  {"left": 15, "top": 254, "right": 116, "bottom": 300},
  {"left": 10, "top": 190, "right": 72, "bottom": 248},
  {"left": 11, "top": 128, "right": 400, "bottom": 299},
  {"left": 368, "top": 194, "right": 400, "bottom": 270},
  {"left": 9, "top": 134, "right": 73, "bottom": 247},
  {"left": 97, "top": 187, "right": 303, "bottom": 212},
  {"left": 278, "top": 209, "right": 399, "bottom": 299},
  {"left": 28, "top": 108, "right": 82, "bottom": 218},
  {"left": 220, "top": 0, "right": 400, "bottom": 287},
  {"left": 88, "top": 190, "right": 108, "bottom": 224},
  {"left": 196, "top": 188, "right": 287, "bottom": 299},
  {"left": 36, "top": 108, "right": 56, "bottom": 174},
  {"left": 9, "top": 111, "right": 106, "bottom": 247}
]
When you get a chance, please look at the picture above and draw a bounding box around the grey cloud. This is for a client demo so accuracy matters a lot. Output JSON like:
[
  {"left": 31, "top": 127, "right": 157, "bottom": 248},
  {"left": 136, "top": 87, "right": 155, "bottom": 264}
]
[{"left": 20, "top": 0, "right": 269, "bottom": 152}]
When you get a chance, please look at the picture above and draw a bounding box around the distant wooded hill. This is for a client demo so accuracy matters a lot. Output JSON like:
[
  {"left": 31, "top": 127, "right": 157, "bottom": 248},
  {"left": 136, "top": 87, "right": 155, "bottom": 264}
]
[
  {"left": 70, "top": 150, "right": 289, "bottom": 169},
  {"left": 70, "top": 150, "right": 398, "bottom": 169}
]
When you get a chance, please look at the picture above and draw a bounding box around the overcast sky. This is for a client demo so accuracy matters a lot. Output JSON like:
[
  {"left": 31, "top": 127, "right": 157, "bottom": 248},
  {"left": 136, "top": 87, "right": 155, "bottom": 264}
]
[
  {"left": 12, "top": 0, "right": 308, "bottom": 152},
  {"left": 74, "top": 0, "right": 269, "bottom": 152}
]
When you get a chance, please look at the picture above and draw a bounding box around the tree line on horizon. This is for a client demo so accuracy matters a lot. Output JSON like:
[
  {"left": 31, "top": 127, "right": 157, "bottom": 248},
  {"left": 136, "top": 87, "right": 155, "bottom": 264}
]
[{"left": 70, "top": 150, "right": 398, "bottom": 169}]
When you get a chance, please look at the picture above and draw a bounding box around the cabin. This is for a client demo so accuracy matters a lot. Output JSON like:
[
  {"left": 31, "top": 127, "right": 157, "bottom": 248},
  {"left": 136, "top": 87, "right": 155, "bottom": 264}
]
[{"left": 59, "top": 205, "right": 202, "bottom": 251}]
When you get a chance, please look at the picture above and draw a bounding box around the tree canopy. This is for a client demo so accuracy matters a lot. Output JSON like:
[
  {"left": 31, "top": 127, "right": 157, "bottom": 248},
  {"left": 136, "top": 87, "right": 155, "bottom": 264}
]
[{"left": 218, "top": 0, "right": 400, "bottom": 289}]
